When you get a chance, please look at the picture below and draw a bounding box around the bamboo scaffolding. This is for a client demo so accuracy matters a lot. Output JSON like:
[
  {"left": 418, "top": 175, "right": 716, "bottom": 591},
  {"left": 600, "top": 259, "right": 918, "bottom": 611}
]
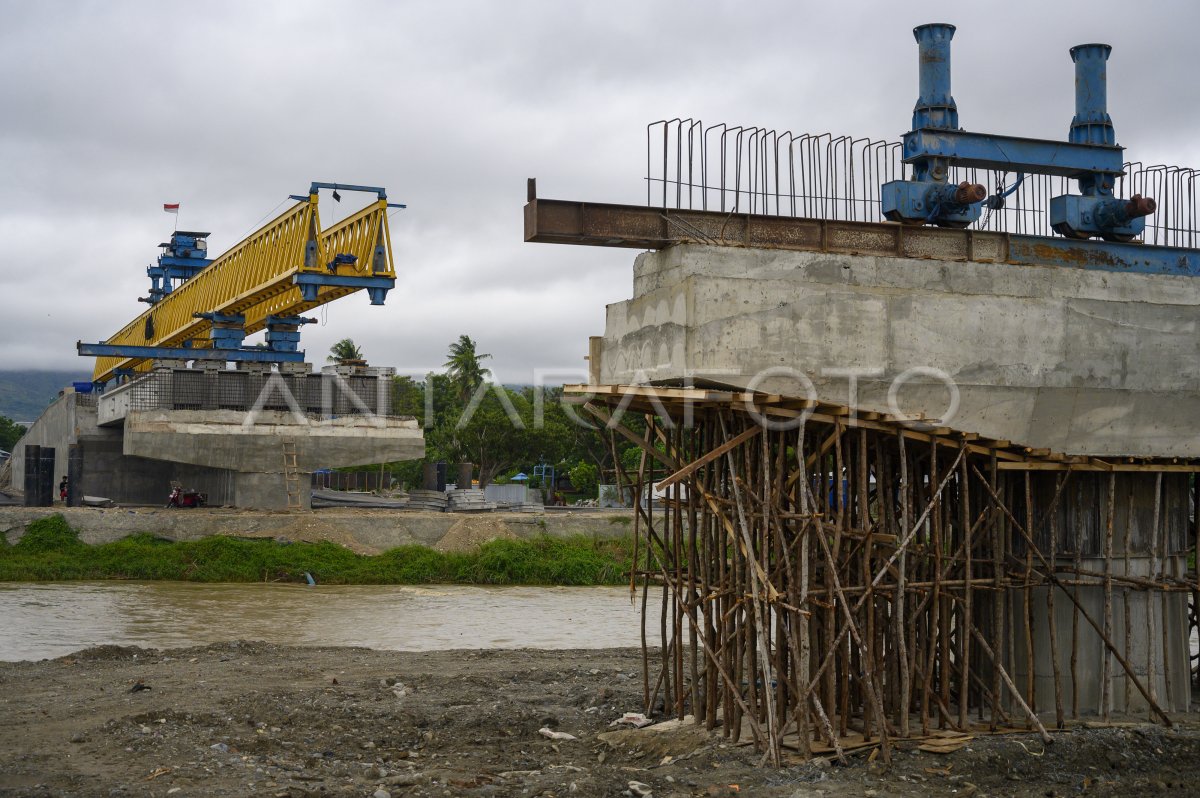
[{"left": 577, "top": 386, "right": 1196, "bottom": 760}]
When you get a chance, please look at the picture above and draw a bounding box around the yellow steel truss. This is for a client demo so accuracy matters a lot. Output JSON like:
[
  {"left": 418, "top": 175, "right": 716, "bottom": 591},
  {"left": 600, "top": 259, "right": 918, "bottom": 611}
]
[{"left": 92, "top": 193, "right": 395, "bottom": 382}]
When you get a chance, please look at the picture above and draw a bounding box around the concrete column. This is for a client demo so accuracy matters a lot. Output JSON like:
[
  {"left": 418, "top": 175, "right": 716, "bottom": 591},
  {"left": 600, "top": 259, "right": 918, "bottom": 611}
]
[{"left": 1011, "top": 565, "right": 1190, "bottom": 714}]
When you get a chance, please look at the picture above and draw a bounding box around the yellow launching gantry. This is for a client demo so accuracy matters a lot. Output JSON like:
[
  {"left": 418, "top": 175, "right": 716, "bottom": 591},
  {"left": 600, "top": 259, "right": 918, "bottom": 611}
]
[{"left": 80, "top": 183, "right": 403, "bottom": 385}]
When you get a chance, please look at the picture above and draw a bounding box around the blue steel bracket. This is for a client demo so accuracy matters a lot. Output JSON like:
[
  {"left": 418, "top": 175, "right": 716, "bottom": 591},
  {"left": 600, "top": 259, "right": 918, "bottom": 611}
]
[
  {"left": 901, "top": 129, "right": 1125, "bottom": 179},
  {"left": 77, "top": 342, "right": 306, "bottom": 364},
  {"left": 881, "top": 179, "right": 983, "bottom": 227},
  {"left": 292, "top": 273, "right": 395, "bottom": 305}
]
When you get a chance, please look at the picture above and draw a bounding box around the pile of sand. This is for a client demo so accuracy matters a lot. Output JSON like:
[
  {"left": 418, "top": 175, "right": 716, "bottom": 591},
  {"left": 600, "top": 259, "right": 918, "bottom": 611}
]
[{"left": 433, "top": 515, "right": 518, "bottom": 553}]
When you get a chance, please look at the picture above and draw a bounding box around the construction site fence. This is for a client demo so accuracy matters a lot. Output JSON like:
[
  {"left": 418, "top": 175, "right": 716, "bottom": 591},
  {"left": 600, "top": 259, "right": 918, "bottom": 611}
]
[{"left": 647, "top": 120, "right": 1200, "bottom": 247}]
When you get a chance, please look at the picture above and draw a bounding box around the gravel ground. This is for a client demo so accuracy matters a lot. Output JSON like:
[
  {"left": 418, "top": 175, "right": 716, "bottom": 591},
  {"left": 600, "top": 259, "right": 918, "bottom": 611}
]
[{"left": 1, "top": 642, "right": 1198, "bottom": 797}]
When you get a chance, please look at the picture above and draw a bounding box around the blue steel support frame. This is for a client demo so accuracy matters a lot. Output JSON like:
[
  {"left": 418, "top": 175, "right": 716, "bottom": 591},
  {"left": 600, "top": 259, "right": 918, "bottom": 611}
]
[
  {"left": 77, "top": 342, "right": 306, "bottom": 364},
  {"left": 288, "top": 183, "right": 407, "bottom": 210},
  {"left": 899, "top": 129, "right": 1124, "bottom": 178},
  {"left": 292, "top": 273, "right": 394, "bottom": 305}
]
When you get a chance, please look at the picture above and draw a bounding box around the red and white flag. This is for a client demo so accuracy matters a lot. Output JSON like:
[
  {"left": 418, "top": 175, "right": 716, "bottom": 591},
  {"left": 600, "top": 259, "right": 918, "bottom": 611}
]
[{"left": 163, "top": 203, "right": 180, "bottom": 214}]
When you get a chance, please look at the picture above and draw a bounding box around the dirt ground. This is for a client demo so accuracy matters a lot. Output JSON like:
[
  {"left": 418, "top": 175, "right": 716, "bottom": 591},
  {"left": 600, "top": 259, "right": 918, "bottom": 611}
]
[{"left": 1, "top": 643, "right": 1198, "bottom": 798}]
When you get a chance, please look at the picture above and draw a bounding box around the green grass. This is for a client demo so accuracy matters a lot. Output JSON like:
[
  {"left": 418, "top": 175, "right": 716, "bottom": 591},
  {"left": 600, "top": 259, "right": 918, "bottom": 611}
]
[{"left": 0, "top": 514, "right": 639, "bottom": 586}]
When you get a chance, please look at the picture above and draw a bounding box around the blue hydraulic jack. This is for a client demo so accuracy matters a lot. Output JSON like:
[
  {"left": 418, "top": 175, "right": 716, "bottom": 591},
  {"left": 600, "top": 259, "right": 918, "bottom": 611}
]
[{"left": 882, "top": 23, "right": 1155, "bottom": 241}]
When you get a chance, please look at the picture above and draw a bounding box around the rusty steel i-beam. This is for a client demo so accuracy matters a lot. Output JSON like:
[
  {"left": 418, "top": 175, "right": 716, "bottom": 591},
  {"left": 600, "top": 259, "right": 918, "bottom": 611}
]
[{"left": 523, "top": 179, "right": 1200, "bottom": 277}]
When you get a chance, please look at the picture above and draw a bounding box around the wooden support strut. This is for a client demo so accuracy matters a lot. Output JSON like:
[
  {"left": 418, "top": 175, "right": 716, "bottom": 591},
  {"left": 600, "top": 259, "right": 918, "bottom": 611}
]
[{"left": 581, "top": 386, "right": 1186, "bottom": 765}]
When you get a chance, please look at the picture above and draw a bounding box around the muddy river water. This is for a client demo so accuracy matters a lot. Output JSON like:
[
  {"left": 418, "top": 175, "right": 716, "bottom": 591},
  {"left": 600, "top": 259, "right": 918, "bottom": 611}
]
[{"left": 0, "top": 582, "right": 643, "bottom": 661}]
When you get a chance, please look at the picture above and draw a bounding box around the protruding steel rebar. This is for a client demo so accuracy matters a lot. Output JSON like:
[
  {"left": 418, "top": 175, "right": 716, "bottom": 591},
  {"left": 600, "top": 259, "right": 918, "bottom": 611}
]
[{"left": 645, "top": 120, "right": 1195, "bottom": 244}]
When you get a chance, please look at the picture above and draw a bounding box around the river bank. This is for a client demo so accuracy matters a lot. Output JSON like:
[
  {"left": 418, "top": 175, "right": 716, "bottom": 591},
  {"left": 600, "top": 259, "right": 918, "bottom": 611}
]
[
  {"left": 2, "top": 642, "right": 1198, "bottom": 797},
  {"left": 0, "top": 506, "right": 635, "bottom": 555},
  {"left": 0, "top": 515, "right": 637, "bottom": 585}
]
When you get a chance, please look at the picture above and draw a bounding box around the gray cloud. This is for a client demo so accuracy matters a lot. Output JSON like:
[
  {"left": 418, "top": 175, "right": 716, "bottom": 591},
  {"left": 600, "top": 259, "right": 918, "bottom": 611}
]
[{"left": 2, "top": 0, "right": 1197, "bottom": 382}]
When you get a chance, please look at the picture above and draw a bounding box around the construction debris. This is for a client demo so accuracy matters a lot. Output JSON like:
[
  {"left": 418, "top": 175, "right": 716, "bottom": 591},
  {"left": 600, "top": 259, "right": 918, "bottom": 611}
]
[
  {"left": 310, "top": 490, "right": 409, "bottom": 510},
  {"left": 446, "top": 488, "right": 497, "bottom": 512},
  {"left": 405, "top": 489, "right": 448, "bottom": 512}
]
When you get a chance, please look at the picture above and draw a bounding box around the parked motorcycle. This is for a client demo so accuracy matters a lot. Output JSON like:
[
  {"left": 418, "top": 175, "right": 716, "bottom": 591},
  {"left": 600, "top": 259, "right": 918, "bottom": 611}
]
[{"left": 166, "top": 483, "right": 208, "bottom": 509}]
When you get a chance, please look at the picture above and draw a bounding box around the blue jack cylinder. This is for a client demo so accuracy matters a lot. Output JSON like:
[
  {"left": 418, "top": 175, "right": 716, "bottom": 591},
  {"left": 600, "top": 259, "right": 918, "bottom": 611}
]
[
  {"left": 1049, "top": 42, "right": 1157, "bottom": 240},
  {"left": 912, "top": 23, "right": 959, "bottom": 131},
  {"left": 1069, "top": 44, "right": 1115, "bottom": 147},
  {"left": 883, "top": 22, "right": 985, "bottom": 227}
]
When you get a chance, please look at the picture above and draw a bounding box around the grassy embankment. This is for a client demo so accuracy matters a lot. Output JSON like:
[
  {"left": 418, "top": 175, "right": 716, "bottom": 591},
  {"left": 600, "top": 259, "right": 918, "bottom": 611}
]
[{"left": 0, "top": 514, "right": 641, "bottom": 585}]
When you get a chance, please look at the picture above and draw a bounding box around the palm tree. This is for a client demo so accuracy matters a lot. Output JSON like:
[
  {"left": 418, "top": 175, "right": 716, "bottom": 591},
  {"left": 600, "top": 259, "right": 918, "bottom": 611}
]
[
  {"left": 327, "top": 338, "right": 364, "bottom": 364},
  {"left": 444, "top": 334, "right": 492, "bottom": 403}
]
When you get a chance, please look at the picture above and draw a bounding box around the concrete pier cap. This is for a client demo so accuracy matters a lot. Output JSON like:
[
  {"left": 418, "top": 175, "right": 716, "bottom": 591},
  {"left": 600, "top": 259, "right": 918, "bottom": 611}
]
[
  {"left": 13, "top": 367, "right": 425, "bottom": 511},
  {"left": 593, "top": 243, "right": 1200, "bottom": 458}
]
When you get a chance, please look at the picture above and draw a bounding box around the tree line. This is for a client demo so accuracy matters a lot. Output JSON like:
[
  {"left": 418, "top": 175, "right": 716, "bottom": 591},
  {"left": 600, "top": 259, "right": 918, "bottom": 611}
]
[
  {"left": 333, "top": 334, "right": 645, "bottom": 494},
  {"left": 0, "top": 416, "right": 23, "bottom": 453}
]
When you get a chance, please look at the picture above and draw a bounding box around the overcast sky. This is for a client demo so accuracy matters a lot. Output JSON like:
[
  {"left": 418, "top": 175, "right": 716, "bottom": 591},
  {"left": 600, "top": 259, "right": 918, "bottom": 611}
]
[{"left": 2, "top": 0, "right": 1198, "bottom": 383}]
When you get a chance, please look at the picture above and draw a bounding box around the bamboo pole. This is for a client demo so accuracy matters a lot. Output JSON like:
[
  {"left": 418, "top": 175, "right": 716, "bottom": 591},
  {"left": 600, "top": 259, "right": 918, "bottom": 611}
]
[
  {"left": 813, "top": 522, "right": 892, "bottom": 761},
  {"left": 795, "top": 422, "right": 813, "bottom": 755},
  {"left": 1070, "top": 475, "right": 1082, "bottom": 718},
  {"left": 1102, "top": 473, "right": 1115, "bottom": 720},
  {"left": 1123, "top": 481, "right": 1134, "bottom": 713},
  {"left": 989, "top": 454, "right": 1002, "bottom": 732},
  {"left": 718, "top": 413, "right": 782, "bottom": 766},
  {"left": 959, "top": 439, "right": 973, "bottom": 729},
  {"left": 1024, "top": 471, "right": 1036, "bottom": 726},
  {"left": 1048, "top": 474, "right": 1065, "bottom": 729},
  {"left": 923, "top": 438, "right": 941, "bottom": 737},
  {"left": 895, "top": 430, "right": 911, "bottom": 737},
  {"left": 970, "top": 627, "right": 1052, "bottom": 744}
]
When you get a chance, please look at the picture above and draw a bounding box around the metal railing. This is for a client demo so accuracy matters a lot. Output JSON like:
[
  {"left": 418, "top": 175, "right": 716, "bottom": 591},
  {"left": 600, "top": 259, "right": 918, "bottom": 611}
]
[{"left": 647, "top": 120, "right": 1200, "bottom": 246}]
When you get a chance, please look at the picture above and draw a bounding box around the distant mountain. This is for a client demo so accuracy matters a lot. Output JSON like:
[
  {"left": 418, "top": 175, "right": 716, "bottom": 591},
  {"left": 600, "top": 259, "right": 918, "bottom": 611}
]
[{"left": 0, "top": 371, "right": 88, "bottom": 423}]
